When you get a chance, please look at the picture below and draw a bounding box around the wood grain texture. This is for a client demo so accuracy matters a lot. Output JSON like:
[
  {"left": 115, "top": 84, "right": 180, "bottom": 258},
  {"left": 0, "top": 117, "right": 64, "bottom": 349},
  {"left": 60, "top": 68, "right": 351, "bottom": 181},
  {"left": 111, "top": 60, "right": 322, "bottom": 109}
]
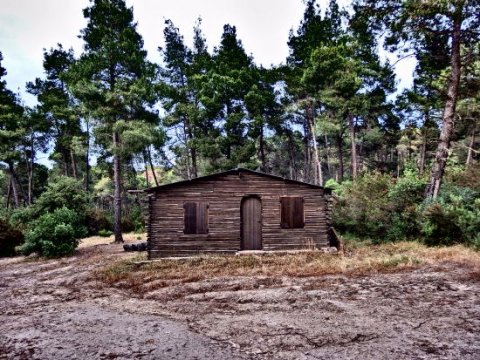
[
  {"left": 241, "top": 196, "right": 262, "bottom": 250},
  {"left": 147, "top": 170, "right": 331, "bottom": 258}
]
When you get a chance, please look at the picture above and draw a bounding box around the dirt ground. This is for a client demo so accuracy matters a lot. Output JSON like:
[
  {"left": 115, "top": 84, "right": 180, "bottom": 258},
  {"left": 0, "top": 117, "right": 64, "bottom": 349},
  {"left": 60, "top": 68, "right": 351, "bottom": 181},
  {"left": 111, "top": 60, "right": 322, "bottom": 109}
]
[{"left": 1, "top": 237, "right": 479, "bottom": 359}]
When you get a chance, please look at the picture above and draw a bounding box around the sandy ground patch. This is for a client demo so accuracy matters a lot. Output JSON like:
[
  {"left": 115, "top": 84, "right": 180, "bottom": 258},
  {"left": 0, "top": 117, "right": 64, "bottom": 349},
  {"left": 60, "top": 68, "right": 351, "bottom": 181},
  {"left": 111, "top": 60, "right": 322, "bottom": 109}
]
[{"left": 0, "top": 238, "right": 479, "bottom": 359}]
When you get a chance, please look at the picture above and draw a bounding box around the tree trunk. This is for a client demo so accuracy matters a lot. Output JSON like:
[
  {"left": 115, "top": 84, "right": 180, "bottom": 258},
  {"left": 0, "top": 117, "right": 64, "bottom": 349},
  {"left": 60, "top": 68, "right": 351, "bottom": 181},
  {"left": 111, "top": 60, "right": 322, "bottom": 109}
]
[
  {"left": 63, "top": 150, "right": 69, "bottom": 176},
  {"left": 286, "top": 131, "right": 297, "bottom": 180},
  {"left": 425, "top": 15, "right": 462, "bottom": 198},
  {"left": 185, "top": 119, "right": 198, "bottom": 178},
  {"left": 6, "top": 178, "right": 12, "bottom": 209},
  {"left": 466, "top": 126, "right": 476, "bottom": 166},
  {"left": 419, "top": 125, "right": 427, "bottom": 176},
  {"left": 303, "top": 117, "right": 311, "bottom": 183},
  {"left": 143, "top": 150, "right": 150, "bottom": 188},
  {"left": 259, "top": 124, "right": 266, "bottom": 172},
  {"left": 337, "top": 135, "right": 344, "bottom": 183},
  {"left": 85, "top": 120, "right": 91, "bottom": 192},
  {"left": 307, "top": 103, "right": 323, "bottom": 186},
  {"left": 324, "top": 134, "right": 331, "bottom": 180},
  {"left": 348, "top": 114, "right": 358, "bottom": 179},
  {"left": 70, "top": 150, "right": 78, "bottom": 179},
  {"left": 113, "top": 131, "right": 124, "bottom": 243},
  {"left": 8, "top": 163, "right": 22, "bottom": 207},
  {"left": 397, "top": 149, "right": 402, "bottom": 178},
  {"left": 147, "top": 146, "right": 159, "bottom": 186}
]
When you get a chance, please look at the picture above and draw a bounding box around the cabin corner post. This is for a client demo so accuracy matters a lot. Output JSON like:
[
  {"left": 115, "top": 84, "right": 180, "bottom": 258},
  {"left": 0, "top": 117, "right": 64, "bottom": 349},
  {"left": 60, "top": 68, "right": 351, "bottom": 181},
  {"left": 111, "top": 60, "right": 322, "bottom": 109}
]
[
  {"left": 324, "top": 188, "right": 334, "bottom": 228},
  {"left": 147, "top": 192, "right": 155, "bottom": 259}
]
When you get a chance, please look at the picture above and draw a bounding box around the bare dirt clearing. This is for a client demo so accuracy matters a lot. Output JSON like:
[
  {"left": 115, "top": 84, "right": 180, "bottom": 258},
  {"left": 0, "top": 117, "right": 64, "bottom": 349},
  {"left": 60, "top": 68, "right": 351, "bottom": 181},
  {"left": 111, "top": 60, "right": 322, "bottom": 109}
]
[{"left": 1, "top": 237, "right": 479, "bottom": 359}]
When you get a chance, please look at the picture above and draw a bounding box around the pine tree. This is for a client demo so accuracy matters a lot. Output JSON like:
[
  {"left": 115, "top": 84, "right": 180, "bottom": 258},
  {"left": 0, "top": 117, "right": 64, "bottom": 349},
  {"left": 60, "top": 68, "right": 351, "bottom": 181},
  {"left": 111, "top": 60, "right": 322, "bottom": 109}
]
[
  {"left": 27, "top": 45, "right": 85, "bottom": 180},
  {"left": 67, "top": 0, "right": 158, "bottom": 242},
  {"left": 354, "top": 0, "right": 480, "bottom": 197},
  {"left": 0, "top": 52, "right": 26, "bottom": 207}
]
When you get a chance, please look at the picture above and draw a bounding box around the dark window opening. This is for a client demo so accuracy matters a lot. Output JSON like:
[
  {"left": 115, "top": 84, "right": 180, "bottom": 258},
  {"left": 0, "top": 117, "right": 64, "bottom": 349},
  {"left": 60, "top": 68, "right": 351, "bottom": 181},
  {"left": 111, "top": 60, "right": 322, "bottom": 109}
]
[
  {"left": 184, "top": 202, "right": 209, "bottom": 234},
  {"left": 280, "top": 197, "right": 304, "bottom": 229}
]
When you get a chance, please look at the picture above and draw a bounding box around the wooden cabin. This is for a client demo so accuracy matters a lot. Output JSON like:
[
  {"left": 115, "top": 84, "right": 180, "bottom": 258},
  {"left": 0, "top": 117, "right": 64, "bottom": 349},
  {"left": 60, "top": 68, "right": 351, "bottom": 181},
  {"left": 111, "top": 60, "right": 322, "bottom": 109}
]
[{"left": 145, "top": 168, "right": 334, "bottom": 258}]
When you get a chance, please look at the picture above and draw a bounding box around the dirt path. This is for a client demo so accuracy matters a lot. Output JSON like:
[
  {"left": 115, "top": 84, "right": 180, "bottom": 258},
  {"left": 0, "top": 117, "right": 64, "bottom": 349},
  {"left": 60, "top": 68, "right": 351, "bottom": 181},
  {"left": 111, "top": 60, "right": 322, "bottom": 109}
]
[
  {"left": 0, "top": 242, "right": 245, "bottom": 360},
  {"left": 1, "top": 240, "right": 479, "bottom": 359}
]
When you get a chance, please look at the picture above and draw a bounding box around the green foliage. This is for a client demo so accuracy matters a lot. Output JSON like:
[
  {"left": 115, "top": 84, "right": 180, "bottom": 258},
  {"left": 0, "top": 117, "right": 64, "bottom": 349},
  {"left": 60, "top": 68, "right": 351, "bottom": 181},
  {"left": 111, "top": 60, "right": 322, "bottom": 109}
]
[
  {"left": 8, "top": 177, "right": 89, "bottom": 232},
  {"left": 85, "top": 208, "right": 112, "bottom": 235},
  {"left": 388, "top": 169, "right": 426, "bottom": 208},
  {"left": 418, "top": 185, "right": 480, "bottom": 247},
  {"left": 2, "top": 0, "right": 480, "bottom": 252},
  {"left": 121, "top": 205, "right": 145, "bottom": 233},
  {"left": 447, "top": 163, "right": 480, "bottom": 191},
  {"left": 9, "top": 206, "right": 39, "bottom": 230},
  {"left": 128, "top": 205, "right": 145, "bottom": 233},
  {"left": 21, "top": 207, "right": 87, "bottom": 258},
  {"left": 0, "top": 218, "right": 24, "bottom": 257},
  {"left": 334, "top": 169, "right": 480, "bottom": 247},
  {"left": 35, "top": 176, "right": 89, "bottom": 214},
  {"left": 98, "top": 229, "right": 113, "bottom": 237},
  {"left": 333, "top": 172, "right": 392, "bottom": 240},
  {"left": 325, "top": 178, "right": 341, "bottom": 194}
]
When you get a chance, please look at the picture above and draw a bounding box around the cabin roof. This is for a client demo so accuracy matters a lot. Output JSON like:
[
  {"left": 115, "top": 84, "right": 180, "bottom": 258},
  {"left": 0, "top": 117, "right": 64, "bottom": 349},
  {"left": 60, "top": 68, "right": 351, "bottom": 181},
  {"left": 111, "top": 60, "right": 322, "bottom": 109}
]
[{"left": 145, "top": 168, "right": 330, "bottom": 193}]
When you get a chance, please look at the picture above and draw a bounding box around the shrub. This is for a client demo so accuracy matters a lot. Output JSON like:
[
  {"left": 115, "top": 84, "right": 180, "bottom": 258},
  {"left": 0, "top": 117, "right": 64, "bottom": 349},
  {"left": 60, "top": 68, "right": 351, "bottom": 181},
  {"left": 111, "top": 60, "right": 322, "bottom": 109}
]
[
  {"left": 120, "top": 205, "right": 145, "bottom": 233},
  {"left": 86, "top": 208, "right": 112, "bottom": 235},
  {"left": 129, "top": 205, "right": 145, "bottom": 233},
  {"left": 9, "top": 206, "right": 38, "bottom": 231},
  {"left": 121, "top": 216, "right": 135, "bottom": 233},
  {"left": 331, "top": 168, "right": 479, "bottom": 246},
  {"left": 98, "top": 229, "right": 113, "bottom": 237},
  {"left": 419, "top": 202, "right": 462, "bottom": 246},
  {"left": 418, "top": 185, "right": 480, "bottom": 247},
  {"left": 333, "top": 172, "right": 393, "bottom": 239},
  {"left": 21, "top": 207, "right": 87, "bottom": 258},
  {"left": 35, "top": 177, "right": 89, "bottom": 215},
  {"left": 388, "top": 169, "right": 426, "bottom": 211},
  {"left": 0, "top": 219, "right": 24, "bottom": 257}
]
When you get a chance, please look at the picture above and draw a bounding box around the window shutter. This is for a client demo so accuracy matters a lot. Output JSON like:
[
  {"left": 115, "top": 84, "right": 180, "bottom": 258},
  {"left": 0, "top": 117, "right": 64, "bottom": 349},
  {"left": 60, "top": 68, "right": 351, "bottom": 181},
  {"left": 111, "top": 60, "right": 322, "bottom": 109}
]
[
  {"left": 184, "top": 202, "right": 197, "bottom": 234},
  {"left": 196, "top": 202, "right": 208, "bottom": 234},
  {"left": 281, "top": 197, "right": 291, "bottom": 228},
  {"left": 184, "top": 202, "right": 208, "bottom": 234},
  {"left": 280, "top": 197, "right": 304, "bottom": 229},
  {"left": 292, "top": 197, "right": 304, "bottom": 228}
]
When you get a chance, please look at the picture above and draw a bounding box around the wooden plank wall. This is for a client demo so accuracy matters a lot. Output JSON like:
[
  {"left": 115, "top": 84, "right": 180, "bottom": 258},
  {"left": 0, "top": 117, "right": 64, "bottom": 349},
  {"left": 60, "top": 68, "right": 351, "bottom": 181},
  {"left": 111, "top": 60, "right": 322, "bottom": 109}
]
[{"left": 148, "top": 172, "right": 330, "bottom": 258}]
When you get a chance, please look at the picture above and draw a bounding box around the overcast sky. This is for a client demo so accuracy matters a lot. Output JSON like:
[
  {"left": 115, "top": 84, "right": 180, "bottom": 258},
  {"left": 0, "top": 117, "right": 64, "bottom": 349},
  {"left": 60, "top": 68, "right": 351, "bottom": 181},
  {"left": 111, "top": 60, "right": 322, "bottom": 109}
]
[{"left": 0, "top": 0, "right": 415, "bottom": 106}]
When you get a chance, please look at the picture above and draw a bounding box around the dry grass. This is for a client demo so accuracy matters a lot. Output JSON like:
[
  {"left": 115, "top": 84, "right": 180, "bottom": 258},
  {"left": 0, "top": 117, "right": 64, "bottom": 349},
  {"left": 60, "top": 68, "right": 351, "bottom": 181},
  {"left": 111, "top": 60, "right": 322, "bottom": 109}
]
[
  {"left": 78, "top": 233, "right": 146, "bottom": 248},
  {"left": 94, "top": 241, "right": 480, "bottom": 294}
]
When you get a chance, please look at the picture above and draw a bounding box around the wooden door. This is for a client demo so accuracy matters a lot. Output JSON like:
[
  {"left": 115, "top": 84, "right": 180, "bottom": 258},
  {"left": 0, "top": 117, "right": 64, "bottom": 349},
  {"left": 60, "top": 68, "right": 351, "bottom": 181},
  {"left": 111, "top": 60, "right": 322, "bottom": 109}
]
[{"left": 241, "top": 196, "right": 262, "bottom": 250}]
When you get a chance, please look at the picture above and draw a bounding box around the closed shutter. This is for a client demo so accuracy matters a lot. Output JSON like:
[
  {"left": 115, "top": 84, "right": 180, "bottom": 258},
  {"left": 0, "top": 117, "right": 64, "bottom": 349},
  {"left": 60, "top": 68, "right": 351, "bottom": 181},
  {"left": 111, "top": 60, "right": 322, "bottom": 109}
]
[
  {"left": 184, "top": 202, "right": 208, "bottom": 234},
  {"left": 292, "top": 197, "right": 304, "bottom": 228},
  {"left": 184, "top": 202, "right": 197, "bottom": 234},
  {"left": 196, "top": 202, "right": 209, "bottom": 234},
  {"left": 280, "top": 197, "right": 304, "bottom": 229}
]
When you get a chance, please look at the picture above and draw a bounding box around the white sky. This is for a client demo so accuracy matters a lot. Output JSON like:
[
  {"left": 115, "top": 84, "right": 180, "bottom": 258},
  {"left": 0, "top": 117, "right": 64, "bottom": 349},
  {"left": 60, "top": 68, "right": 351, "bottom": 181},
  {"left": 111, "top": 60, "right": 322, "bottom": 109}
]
[{"left": 0, "top": 0, "right": 415, "bottom": 106}]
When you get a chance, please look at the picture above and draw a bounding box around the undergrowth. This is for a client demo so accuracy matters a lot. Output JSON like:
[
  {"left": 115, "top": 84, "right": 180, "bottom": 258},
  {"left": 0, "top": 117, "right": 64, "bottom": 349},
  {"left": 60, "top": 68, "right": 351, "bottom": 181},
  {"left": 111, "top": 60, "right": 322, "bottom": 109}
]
[{"left": 93, "top": 240, "right": 480, "bottom": 295}]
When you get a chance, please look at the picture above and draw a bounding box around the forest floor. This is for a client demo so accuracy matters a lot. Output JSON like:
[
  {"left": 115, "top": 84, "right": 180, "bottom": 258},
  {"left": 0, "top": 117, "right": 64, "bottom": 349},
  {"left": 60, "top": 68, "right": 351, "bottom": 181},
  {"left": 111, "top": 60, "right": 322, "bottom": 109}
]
[{"left": 1, "top": 236, "right": 480, "bottom": 359}]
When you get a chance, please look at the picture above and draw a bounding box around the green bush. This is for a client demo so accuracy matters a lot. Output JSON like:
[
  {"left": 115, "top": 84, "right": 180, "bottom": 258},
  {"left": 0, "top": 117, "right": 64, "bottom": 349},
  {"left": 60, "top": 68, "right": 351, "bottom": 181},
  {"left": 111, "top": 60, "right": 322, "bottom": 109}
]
[
  {"left": 35, "top": 177, "right": 89, "bottom": 214},
  {"left": 333, "top": 172, "right": 393, "bottom": 239},
  {"left": 10, "top": 177, "right": 90, "bottom": 232},
  {"left": 86, "top": 208, "right": 112, "bottom": 235},
  {"left": 129, "top": 205, "right": 145, "bottom": 233},
  {"left": 386, "top": 169, "right": 426, "bottom": 240},
  {"left": 332, "top": 169, "right": 479, "bottom": 247},
  {"left": 0, "top": 219, "right": 24, "bottom": 257},
  {"left": 21, "top": 207, "right": 87, "bottom": 258},
  {"left": 388, "top": 169, "right": 426, "bottom": 210},
  {"left": 98, "top": 229, "right": 113, "bottom": 237},
  {"left": 418, "top": 185, "right": 480, "bottom": 246},
  {"left": 9, "top": 206, "right": 38, "bottom": 231}
]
